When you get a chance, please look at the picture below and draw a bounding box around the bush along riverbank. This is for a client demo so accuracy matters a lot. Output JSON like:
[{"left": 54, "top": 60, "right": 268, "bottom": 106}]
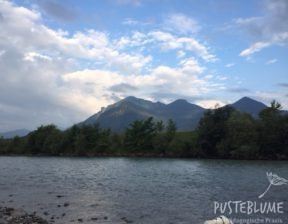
[{"left": 0, "top": 101, "right": 287, "bottom": 160}]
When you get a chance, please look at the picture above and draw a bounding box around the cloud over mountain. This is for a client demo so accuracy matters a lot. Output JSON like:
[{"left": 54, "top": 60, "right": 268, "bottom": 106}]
[
  {"left": 0, "top": 0, "right": 224, "bottom": 132},
  {"left": 0, "top": 0, "right": 286, "bottom": 132}
]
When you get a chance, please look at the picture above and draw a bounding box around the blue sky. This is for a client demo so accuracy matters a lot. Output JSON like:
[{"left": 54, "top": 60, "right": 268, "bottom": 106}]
[{"left": 0, "top": 0, "right": 287, "bottom": 131}]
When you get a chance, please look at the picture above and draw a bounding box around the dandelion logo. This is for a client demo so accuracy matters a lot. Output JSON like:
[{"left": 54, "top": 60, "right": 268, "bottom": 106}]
[{"left": 258, "top": 172, "right": 288, "bottom": 199}]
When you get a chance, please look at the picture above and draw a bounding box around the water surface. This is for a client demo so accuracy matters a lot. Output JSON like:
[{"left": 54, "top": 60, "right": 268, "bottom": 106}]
[{"left": 0, "top": 157, "right": 287, "bottom": 223}]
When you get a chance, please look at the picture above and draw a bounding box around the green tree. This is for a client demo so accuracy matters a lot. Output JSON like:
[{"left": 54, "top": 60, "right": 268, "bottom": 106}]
[
  {"left": 124, "top": 117, "right": 157, "bottom": 152},
  {"left": 258, "top": 101, "right": 288, "bottom": 159},
  {"left": 26, "top": 124, "right": 62, "bottom": 154},
  {"left": 155, "top": 120, "right": 165, "bottom": 133},
  {"left": 196, "top": 106, "right": 235, "bottom": 157},
  {"left": 165, "top": 119, "right": 177, "bottom": 143},
  {"left": 152, "top": 119, "right": 177, "bottom": 155},
  {"left": 62, "top": 125, "right": 81, "bottom": 154},
  {"left": 0, "top": 136, "right": 8, "bottom": 154},
  {"left": 217, "top": 111, "right": 259, "bottom": 159},
  {"left": 70, "top": 124, "right": 111, "bottom": 155},
  {"left": 7, "top": 136, "right": 26, "bottom": 154}
]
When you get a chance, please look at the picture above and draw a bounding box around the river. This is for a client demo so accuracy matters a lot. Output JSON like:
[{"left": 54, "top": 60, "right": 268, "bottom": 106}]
[{"left": 0, "top": 157, "right": 287, "bottom": 223}]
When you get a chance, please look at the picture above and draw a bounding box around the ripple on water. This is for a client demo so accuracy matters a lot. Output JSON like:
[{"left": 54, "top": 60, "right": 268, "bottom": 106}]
[{"left": 0, "top": 157, "right": 287, "bottom": 223}]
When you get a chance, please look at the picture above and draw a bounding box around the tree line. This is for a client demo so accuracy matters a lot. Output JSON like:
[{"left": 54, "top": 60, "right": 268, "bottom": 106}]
[{"left": 0, "top": 101, "right": 287, "bottom": 159}]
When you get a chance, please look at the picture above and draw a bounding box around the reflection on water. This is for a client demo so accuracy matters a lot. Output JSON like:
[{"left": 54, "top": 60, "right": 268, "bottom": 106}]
[{"left": 0, "top": 157, "right": 287, "bottom": 223}]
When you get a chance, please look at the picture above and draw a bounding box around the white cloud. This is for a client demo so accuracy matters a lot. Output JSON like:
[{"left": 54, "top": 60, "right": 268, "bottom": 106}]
[
  {"left": 225, "top": 63, "right": 235, "bottom": 68},
  {"left": 177, "top": 50, "right": 186, "bottom": 58},
  {"left": 239, "top": 41, "right": 271, "bottom": 57},
  {"left": 254, "top": 91, "right": 288, "bottom": 109},
  {"left": 237, "top": 0, "right": 288, "bottom": 57},
  {"left": 0, "top": 1, "right": 151, "bottom": 74},
  {"left": 122, "top": 18, "right": 139, "bottom": 25},
  {"left": 164, "top": 13, "right": 201, "bottom": 34},
  {"left": 195, "top": 100, "right": 226, "bottom": 109},
  {"left": 115, "top": 31, "right": 153, "bottom": 50},
  {"left": 122, "top": 18, "right": 151, "bottom": 26},
  {"left": 216, "top": 75, "right": 228, "bottom": 81},
  {"left": 61, "top": 58, "right": 224, "bottom": 112},
  {"left": 114, "top": 30, "right": 217, "bottom": 62},
  {"left": 0, "top": 0, "right": 222, "bottom": 131},
  {"left": 23, "top": 52, "right": 52, "bottom": 62},
  {"left": 266, "top": 58, "right": 277, "bottom": 65},
  {"left": 0, "top": 0, "right": 153, "bottom": 130},
  {"left": 149, "top": 31, "right": 217, "bottom": 62}
]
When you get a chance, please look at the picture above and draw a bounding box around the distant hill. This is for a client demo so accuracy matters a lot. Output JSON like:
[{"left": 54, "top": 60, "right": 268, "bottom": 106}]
[
  {"left": 81, "top": 96, "right": 205, "bottom": 132},
  {"left": 80, "top": 96, "right": 271, "bottom": 132},
  {"left": 0, "top": 129, "right": 30, "bottom": 139},
  {"left": 230, "top": 97, "right": 267, "bottom": 117}
]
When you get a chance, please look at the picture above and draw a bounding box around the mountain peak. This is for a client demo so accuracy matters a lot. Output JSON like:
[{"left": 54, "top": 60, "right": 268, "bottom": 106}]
[
  {"left": 237, "top": 96, "right": 258, "bottom": 103},
  {"left": 169, "top": 99, "right": 189, "bottom": 105},
  {"left": 81, "top": 96, "right": 270, "bottom": 132},
  {"left": 120, "top": 96, "right": 158, "bottom": 107},
  {"left": 167, "top": 99, "right": 204, "bottom": 113},
  {"left": 233, "top": 96, "right": 267, "bottom": 107},
  {"left": 122, "top": 96, "right": 140, "bottom": 102},
  {"left": 232, "top": 96, "right": 267, "bottom": 117}
]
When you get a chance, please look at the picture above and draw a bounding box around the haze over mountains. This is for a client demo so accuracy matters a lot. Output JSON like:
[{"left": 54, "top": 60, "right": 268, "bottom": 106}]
[
  {"left": 81, "top": 96, "right": 268, "bottom": 132},
  {"left": 0, "top": 129, "right": 30, "bottom": 139}
]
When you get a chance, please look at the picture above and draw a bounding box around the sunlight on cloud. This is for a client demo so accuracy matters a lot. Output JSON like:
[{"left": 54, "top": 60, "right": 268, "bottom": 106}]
[
  {"left": 0, "top": 0, "right": 231, "bottom": 130},
  {"left": 60, "top": 57, "right": 223, "bottom": 115},
  {"left": 195, "top": 100, "right": 226, "bottom": 109}
]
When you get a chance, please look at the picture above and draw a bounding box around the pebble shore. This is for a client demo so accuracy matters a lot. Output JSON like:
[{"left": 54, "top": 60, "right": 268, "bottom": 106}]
[{"left": 0, "top": 206, "right": 48, "bottom": 224}]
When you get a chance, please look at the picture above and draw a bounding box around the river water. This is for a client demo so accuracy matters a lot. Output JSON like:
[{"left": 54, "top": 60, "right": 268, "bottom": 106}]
[{"left": 0, "top": 157, "right": 287, "bottom": 223}]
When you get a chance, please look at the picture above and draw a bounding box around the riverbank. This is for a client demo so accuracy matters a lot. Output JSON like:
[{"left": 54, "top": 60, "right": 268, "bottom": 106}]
[
  {"left": 0, "top": 153, "right": 287, "bottom": 160},
  {"left": 2, "top": 104, "right": 288, "bottom": 161},
  {"left": 0, "top": 206, "right": 48, "bottom": 224}
]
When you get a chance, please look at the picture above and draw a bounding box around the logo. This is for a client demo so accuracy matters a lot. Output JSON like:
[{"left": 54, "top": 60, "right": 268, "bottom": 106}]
[
  {"left": 205, "top": 172, "right": 287, "bottom": 224},
  {"left": 258, "top": 172, "right": 288, "bottom": 198}
]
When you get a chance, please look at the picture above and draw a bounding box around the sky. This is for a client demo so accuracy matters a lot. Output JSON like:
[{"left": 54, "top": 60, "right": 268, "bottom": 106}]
[{"left": 0, "top": 0, "right": 287, "bottom": 132}]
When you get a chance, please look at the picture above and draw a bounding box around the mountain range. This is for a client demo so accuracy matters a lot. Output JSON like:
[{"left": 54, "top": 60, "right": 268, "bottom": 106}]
[
  {"left": 0, "top": 129, "right": 30, "bottom": 139},
  {"left": 81, "top": 96, "right": 268, "bottom": 132}
]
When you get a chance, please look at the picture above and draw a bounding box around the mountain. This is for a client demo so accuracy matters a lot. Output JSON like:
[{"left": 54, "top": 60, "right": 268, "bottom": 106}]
[
  {"left": 80, "top": 96, "right": 270, "bottom": 132},
  {"left": 0, "top": 129, "right": 30, "bottom": 139},
  {"left": 231, "top": 97, "right": 267, "bottom": 117},
  {"left": 165, "top": 99, "right": 205, "bottom": 130},
  {"left": 81, "top": 96, "right": 205, "bottom": 132}
]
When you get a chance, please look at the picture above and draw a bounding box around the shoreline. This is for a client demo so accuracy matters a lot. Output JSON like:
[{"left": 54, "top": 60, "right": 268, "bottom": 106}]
[
  {"left": 0, "top": 206, "right": 48, "bottom": 224},
  {"left": 0, "top": 153, "right": 287, "bottom": 161}
]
